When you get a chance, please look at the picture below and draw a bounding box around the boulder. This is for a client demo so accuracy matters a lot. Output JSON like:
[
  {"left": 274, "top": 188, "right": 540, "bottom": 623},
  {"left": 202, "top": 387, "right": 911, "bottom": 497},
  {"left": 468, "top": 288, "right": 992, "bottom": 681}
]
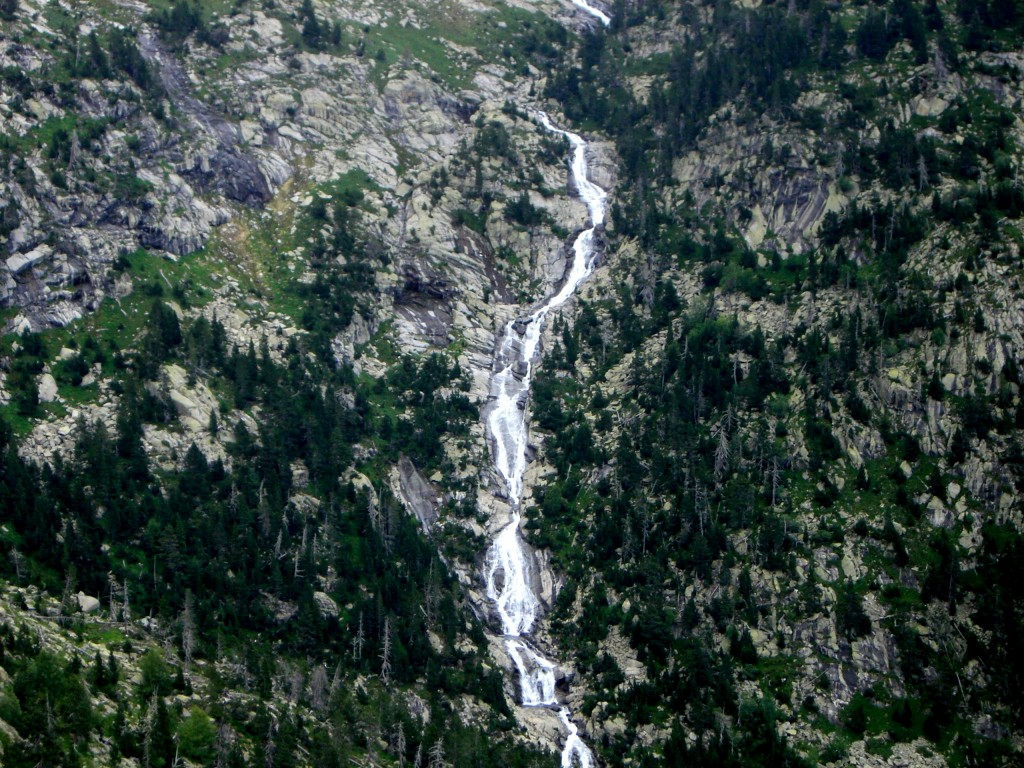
[
  {"left": 396, "top": 456, "right": 439, "bottom": 535},
  {"left": 37, "top": 373, "right": 58, "bottom": 403},
  {"left": 6, "top": 245, "right": 51, "bottom": 275},
  {"left": 313, "top": 591, "right": 339, "bottom": 618},
  {"left": 76, "top": 592, "right": 100, "bottom": 613}
]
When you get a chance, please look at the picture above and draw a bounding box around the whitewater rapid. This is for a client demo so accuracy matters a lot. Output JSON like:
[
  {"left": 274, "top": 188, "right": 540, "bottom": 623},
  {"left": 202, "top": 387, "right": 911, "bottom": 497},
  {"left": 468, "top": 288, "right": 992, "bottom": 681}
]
[{"left": 482, "top": 106, "right": 608, "bottom": 768}]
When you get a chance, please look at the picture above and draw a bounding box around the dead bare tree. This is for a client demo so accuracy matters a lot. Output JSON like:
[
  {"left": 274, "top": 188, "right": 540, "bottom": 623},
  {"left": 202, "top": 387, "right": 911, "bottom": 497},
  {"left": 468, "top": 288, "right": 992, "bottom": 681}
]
[
  {"left": 379, "top": 617, "right": 392, "bottom": 685},
  {"left": 428, "top": 739, "right": 446, "bottom": 768},
  {"left": 352, "top": 613, "right": 365, "bottom": 662},
  {"left": 310, "top": 665, "right": 329, "bottom": 711},
  {"left": 9, "top": 547, "right": 23, "bottom": 581},
  {"left": 393, "top": 721, "right": 406, "bottom": 767},
  {"left": 181, "top": 590, "right": 196, "bottom": 673}
]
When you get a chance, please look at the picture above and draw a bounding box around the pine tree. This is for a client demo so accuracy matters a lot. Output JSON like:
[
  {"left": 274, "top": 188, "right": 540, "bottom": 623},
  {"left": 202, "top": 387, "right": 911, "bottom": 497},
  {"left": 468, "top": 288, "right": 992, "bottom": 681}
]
[
  {"left": 300, "top": 0, "right": 322, "bottom": 48},
  {"left": 143, "top": 694, "right": 175, "bottom": 768},
  {"left": 107, "top": 650, "right": 119, "bottom": 687},
  {"left": 85, "top": 30, "right": 111, "bottom": 78},
  {"left": 92, "top": 651, "right": 106, "bottom": 689}
]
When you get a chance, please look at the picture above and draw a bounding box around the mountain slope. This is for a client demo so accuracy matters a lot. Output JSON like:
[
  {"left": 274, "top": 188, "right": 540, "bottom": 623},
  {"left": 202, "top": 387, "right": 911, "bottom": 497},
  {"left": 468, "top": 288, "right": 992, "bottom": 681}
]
[
  {"left": 0, "top": 0, "right": 600, "bottom": 764},
  {"left": 1, "top": 0, "right": 1024, "bottom": 767},
  {"left": 519, "top": 0, "right": 1024, "bottom": 765}
]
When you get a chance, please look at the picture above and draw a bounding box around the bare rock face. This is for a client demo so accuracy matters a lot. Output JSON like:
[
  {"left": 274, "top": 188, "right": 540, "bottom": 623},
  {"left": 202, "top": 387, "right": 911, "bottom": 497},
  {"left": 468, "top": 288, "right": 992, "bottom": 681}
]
[
  {"left": 391, "top": 264, "right": 460, "bottom": 347},
  {"left": 313, "top": 591, "right": 340, "bottom": 618},
  {"left": 135, "top": 169, "right": 232, "bottom": 257},
  {"left": 0, "top": 19, "right": 297, "bottom": 331},
  {"left": 395, "top": 456, "right": 441, "bottom": 536},
  {"left": 137, "top": 30, "right": 284, "bottom": 210},
  {"left": 190, "top": 146, "right": 274, "bottom": 207},
  {"left": 671, "top": 127, "right": 843, "bottom": 253}
]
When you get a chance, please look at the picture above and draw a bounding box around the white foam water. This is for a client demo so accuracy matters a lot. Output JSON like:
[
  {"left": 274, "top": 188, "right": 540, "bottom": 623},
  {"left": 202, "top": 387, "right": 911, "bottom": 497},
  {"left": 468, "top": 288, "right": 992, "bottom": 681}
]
[
  {"left": 570, "top": 0, "right": 611, "bottom": 27},
  {"left": 482, "top": 107, "right": 607, "bottom": 768}
]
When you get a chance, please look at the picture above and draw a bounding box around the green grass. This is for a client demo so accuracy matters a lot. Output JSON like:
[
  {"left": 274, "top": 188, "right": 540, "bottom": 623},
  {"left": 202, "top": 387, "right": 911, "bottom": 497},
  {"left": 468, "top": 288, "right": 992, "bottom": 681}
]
[
  {"left": 203, "top": 167, "right": 381, "bottom": 324},
  {"left": 198, "top": 45, "right": 266, "bottom": 94},
  {"left": 878, "top": 583, "right": 922, "bottom": 612},
  {"left": 318, "top": 169, "right": 379, "bottom": 212},
  {"left": 0, "top": 411, "right": 36, "bottom": 438},
  {"left": 57, "top": 383, "right": 102, "bottom": 409},
  {"left": 371, "top": 21, "right": 470, "bottom": 89},
  {"left": 118, "top": 247, "right": 225, "bottom": 305},
  {"left": 361, "top": 0, "right": 570, "bottom": 91},
  {"left": 361, "top": 320, "right": 399, "bottom": 365},
  {"left": 841, "top": 690, "right": 891, "bottom": 735},
  {"left": 80, "top": 624, "right": 127, "bottom": 647},
  {"left": 623, "top": 51, "right": 672, "bottom": 78},
  {"left": 0, "top": 114, "right": 108, "bottom": 155},
  {"left": 0, "top": 243, "right": 239, "bottom": 429},
  {"left": 138, "top": 0, "right": 238, "bottom": 21},
  {"left": 0, "top": 523, "right": 23, "bottom": 548},
  {"left": 865, "top": 737, "right": 894, "bottom": 759}
]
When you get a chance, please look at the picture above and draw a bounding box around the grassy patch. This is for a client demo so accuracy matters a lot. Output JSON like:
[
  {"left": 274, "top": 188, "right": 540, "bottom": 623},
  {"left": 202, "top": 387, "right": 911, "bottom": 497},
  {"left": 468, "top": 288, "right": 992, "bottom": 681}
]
[
  {"left": 371, "top": 19, "right": 470, "bottom": 89},
  {"left": 0, "top": 243, "right": 239, "bottom": 428},
  {"left": 865, "top": 737, "right": 893, "bottom": 759},
  {"left": 360, "top": 320, "right": 399, "bottom": 366},
  {"left": 80, "top": 624, "right": 127, "bottom": 647},
  {"left": 840, "top": 691, "right": 890, "bottom": 736},
  {"left": 361, "top": 0, "right": 569, "bottom": 90}
]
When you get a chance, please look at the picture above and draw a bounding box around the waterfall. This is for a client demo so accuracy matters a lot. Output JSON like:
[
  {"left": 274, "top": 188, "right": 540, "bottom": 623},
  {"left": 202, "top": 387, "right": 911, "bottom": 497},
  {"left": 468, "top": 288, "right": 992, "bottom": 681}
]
[{"left": 482, "top": 96, "right": 609, "bottom": 768}]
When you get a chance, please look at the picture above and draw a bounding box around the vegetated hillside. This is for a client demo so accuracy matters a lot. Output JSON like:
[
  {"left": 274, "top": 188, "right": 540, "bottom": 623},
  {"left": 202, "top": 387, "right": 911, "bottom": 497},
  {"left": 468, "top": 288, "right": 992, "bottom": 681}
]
[
  {"left": 522, "top": 0, "right": 1024, "bottom": 766},
  {"left": 0, "top": 0, "right": 576, "bottom": 328},
  {"left": 3, "top": 0, "right": 1024, "bottom": 766},
  {"left": 0, "top": 0, "right": 599, "bottom": 764},
  {"left": 0, "top": 121, "right": 548, "bottom": 767}
]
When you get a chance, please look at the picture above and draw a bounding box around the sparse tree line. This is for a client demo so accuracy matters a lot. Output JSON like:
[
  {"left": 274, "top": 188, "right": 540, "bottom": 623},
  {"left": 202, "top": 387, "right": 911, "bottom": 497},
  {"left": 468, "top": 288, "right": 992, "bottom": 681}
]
[
  {"left": 0, "top": 159, "right": 524, "bottom": 767},
  {"left": 522, "top": 0, "right": 1024, "bottom": 764}
]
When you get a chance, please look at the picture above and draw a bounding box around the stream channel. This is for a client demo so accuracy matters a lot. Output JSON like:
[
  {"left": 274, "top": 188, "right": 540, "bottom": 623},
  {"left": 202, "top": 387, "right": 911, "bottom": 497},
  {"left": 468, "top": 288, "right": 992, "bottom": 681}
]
[{"left": 481, "top": 3, "right": 610, "bottom": 764}]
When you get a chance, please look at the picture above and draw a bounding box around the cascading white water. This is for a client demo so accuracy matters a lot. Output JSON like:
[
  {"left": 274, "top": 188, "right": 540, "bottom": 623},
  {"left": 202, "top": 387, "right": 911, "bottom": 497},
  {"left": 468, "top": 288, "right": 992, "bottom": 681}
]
[
  {"left": 481, "top": 93, "right": 608, "bottom": 768},
  {"left": 570, "top": 0, "right": 611, "bottom": 26},
  {"left": 558, "top": 707, "right": 592, "bottom": 768}
]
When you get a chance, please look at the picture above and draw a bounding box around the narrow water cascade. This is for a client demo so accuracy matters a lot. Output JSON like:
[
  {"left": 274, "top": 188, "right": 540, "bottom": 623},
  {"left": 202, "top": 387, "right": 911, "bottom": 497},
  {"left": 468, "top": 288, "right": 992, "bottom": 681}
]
[
  {"left": 480, "top": 37, "right": 610, "bottom": 763},
  {"left": 569, "top": 0, "right": 611, "bottom": 27}
]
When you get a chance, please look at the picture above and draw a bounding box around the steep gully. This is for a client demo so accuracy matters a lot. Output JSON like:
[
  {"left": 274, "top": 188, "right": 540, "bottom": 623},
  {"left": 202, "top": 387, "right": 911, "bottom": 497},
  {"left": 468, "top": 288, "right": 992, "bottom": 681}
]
[
  {"left": 480, "top": 4, "right": 609, "bottom": 765},
  {"left": 137, "top": 29, "right": 277, "bottom": 206}
]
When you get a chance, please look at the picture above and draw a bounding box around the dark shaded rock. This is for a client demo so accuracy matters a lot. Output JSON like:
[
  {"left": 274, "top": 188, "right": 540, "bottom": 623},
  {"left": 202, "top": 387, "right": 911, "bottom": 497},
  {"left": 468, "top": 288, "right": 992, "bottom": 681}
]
[
  {"left": 392, "top": 264, "right": 457, "bottom": 347},
  {"left": 438, "top": 96, "right": 479, "bottom": 124},
  {"left": 397, "top": 455, "right": 439, "bottom": 535},
  {"left": 395, "top": 264, "right": 458, "bottom": 304},
  {"left": 187, "top": 147, "right": 272, "bottom": 205}
]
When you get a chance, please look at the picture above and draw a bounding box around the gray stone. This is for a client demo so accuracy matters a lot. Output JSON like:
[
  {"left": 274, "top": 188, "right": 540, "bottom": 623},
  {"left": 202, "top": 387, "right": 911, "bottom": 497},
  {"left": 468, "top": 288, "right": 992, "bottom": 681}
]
[
  {"left": 37, "top": 373, "right": 58, "bottom": 403},
  {"left": 313, "top": 592, "right": 339, "bottom": 618},
  {"left": 6, "top": 245, "right": 51, "bottom": 275},
  {"left": 76, "top": 592, "right": 100, "bottom": 613},
  {"left": 396, "top": 456, "right": 439, "bottom": 535}
]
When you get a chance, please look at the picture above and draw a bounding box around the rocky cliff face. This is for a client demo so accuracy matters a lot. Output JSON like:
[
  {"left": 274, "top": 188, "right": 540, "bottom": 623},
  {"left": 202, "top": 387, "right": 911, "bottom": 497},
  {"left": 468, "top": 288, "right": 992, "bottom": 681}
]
[
  {"left": 0, "top": 0, "right": 625, "bottom": 763},
  {"left": 0, "top": 0, "right": 582, "bottom": 331},
  {"left": 504, "top": 1, "right": 1024, "bottom": 765},
  {"left": 3, "top": 0, "right": 1024, "bottom": 766}
]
